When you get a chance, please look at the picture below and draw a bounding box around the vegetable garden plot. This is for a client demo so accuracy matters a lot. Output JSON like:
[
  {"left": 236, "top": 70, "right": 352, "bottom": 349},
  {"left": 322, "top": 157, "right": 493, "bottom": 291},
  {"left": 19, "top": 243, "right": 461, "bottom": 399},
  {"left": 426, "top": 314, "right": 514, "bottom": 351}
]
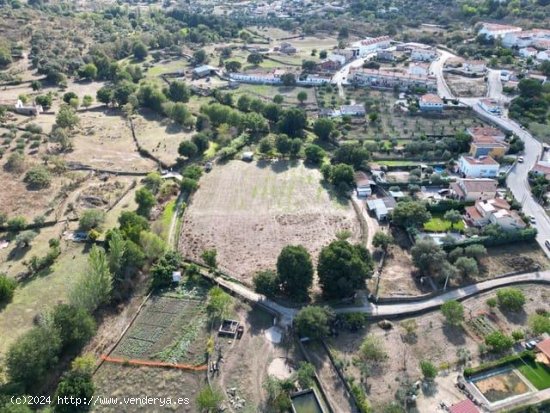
[{"left": 112, "top": 295, "right": 208, "bottom": 364}]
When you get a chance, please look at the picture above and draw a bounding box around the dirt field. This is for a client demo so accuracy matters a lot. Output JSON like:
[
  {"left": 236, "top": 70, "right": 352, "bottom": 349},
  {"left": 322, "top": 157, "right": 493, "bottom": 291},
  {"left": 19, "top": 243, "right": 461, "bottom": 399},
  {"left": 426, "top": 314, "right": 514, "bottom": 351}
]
[
  {"left": 179, "top": 160, "right": 360, "bottom": 283},
  {"left": 64, "top": 109, "right": 156, "bottom": 172},
  {"left": 93, "top": 363, "right": 204, "bottom": 413},
  {"left": 328, "top": 284, "right": 550, "bottom": 410},
  {"left": 212, "top": 306, "right": 295, "bottom": 412},
  {"left": 445, "top": 73, "right": 487, "bottom": 98}
]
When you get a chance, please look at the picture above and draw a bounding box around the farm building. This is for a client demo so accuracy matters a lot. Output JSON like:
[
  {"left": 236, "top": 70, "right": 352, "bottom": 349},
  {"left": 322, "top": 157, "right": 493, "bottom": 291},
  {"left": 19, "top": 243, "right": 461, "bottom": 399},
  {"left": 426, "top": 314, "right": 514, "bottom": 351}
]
[
  {"left": 193, "top": 65, "right": 216, "bottom": 79},
  {"left": 355, "top": 172, "right": 373, "bottom": 197},
  {"left": 366, "top": 197, "right": 396, "bottom": 221}
]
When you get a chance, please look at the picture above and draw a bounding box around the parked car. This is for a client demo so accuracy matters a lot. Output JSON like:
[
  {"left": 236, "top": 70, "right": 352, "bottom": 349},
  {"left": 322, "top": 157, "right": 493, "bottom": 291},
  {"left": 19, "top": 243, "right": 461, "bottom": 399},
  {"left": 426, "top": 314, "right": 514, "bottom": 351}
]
[
  {"left": 525, "top": 340, "right": 538, "bottom": 350},
  {"left": 518, "top": 156, "right": 524, "bottom": 163},
  {"left": 530, "top": 215, "right": 536, "bottom": 224},
  {"left": 545, "top": 239, "right": 550, "bottom": 250}
]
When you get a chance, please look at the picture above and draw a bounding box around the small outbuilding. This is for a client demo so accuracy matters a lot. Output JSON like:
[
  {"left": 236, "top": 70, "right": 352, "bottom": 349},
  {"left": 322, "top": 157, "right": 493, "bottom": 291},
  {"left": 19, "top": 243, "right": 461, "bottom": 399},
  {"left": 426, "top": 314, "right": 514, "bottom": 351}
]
[
  {"left": 355, "top": 171, "right": 373, "bottom": 197},
  {"left": 192, "top": 65, "right": 216, "bottom": 79},
  {"left": 449, "top": 399, "right": 480, "bottom": 413}
]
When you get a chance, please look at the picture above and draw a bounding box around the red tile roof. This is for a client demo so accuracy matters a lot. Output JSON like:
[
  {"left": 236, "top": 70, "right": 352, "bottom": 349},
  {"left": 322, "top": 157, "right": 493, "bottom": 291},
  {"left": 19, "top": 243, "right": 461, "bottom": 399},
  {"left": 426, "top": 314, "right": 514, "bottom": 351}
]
[
  {"left": 420, "top": 94, "right": 443, "bottom": 104},
  {"left": 537, "top": 338, "right": 550, "bottom": 358},
  {"left": 449, "top": 399, "right": 480, "bottom": 413}
]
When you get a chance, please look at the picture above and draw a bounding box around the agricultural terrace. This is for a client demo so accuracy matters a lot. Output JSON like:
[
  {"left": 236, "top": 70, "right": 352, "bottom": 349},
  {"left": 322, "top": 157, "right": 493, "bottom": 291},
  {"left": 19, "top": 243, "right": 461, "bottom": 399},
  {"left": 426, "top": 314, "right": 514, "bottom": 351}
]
[{"left": 180, "top": 160, "right": 360, "bottom": 283}]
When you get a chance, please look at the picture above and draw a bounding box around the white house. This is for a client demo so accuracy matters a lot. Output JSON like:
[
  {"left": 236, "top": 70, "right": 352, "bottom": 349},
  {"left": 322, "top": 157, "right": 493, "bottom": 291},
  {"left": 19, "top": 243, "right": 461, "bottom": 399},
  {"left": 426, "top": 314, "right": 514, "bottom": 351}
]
[
  {"left": 418, "top": 94, "right": 444, "bottom": 112},
  {"left": 458, "top": 155, "right": 500, "bottom": 178},
  {"left": 297, "top": 75, "right": 331, "bottom": 85},
  {"left": 450, "top": 178, "right": 498, "bottom": 201},
  {"left": 465, "top": 198, "right": 525, "bottom": 231},
  {"left": 408, "top": 62, "right": 430, "bottom": 77},
  {"left": 355, "top": 172, "right": 372, "bottom": 197},
  {"left": 229, "top": 71, "right": 283, "bottom": 85},
  {"left": 478, "top": 22, "right": 522, "bottom": 39},
  {"left": 14, "top": 100, "right": 43, "bottom": 116},
  {"left": 328, "top": 53, "right": 347, "bottom": 66},
  {"left": 503, "top": 29, "right": 550, "bottom": 48},
  {"left": 410, "top": 48, "right": 438, "bottom": 62},
  {"left": 349, "top": 36, "right": 392, "bottom": 58},
  {"left": 479, "top": 98, "right": 502, "bottom": 115},
  {"left": 340, "top": 105, "right": 366, "bottom": 116},
  {"left": 537, "top": 50, "right": 550, "bottom": 61},
  {"left": 519, "top": 47, "right": 538, "bottom": 58},
  {"left": 462, "top": 60, "right": 487, "bottom": 75}
]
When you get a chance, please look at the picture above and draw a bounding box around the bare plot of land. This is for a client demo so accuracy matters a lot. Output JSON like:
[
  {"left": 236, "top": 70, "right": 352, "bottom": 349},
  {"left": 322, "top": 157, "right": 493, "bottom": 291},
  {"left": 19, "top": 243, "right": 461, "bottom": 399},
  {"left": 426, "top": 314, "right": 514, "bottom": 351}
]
[
  {"left": 93, "top": 363, "right": 203, "bottom": 413},
  {"left": 445, "top": 73, "right": 487, "bottom": 98},
  {"left": 179, "top": 160, "right": 360, "bottom": 283},
  {"left": 233, "top": 83, "right": 317, "bottom": 108},
  {"left": 64, "top": 110, "right": 156, "bottom": 172},
  {"left": 477, "top": 243, "right": 550, "bottom": 279},
  {"left": 329, "top": 285, "right": 550, "bottom": 409}
]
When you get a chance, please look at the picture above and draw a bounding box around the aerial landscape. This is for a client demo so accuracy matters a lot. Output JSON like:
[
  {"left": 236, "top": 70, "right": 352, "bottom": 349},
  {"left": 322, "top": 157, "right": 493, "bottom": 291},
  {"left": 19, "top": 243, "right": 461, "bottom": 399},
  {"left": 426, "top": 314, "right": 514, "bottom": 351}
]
[{"left": 1, "top": 0, "right": 550, "bottom": 412}]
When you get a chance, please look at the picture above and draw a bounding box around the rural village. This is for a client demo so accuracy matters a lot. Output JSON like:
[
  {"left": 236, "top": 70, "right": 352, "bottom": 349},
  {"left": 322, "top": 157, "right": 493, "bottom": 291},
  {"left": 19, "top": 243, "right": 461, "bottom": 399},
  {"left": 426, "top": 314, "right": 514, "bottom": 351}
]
[{"left": 1, "top": 0, "right": 550, "bottom": 412}]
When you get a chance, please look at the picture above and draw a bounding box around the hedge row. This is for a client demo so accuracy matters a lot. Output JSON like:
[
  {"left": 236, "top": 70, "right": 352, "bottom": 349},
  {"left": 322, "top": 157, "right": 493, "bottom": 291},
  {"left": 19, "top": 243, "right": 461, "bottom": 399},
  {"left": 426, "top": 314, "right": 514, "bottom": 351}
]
[
  {"left": 427, "top": 199, "right": 472, "bottom": 213},
  {"left": 444, "top": 228, "right": 537, "bottom": 250},
  {"left": 463, "top": 351, "right": 535, "bottom": 378}
]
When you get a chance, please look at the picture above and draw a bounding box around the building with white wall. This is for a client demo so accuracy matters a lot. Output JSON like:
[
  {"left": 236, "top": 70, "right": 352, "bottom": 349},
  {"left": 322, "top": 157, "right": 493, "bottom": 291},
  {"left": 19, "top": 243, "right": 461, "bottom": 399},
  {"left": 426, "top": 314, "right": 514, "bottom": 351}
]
[{"left": 458, "top": 155, "right": 500, "bottom": 178}]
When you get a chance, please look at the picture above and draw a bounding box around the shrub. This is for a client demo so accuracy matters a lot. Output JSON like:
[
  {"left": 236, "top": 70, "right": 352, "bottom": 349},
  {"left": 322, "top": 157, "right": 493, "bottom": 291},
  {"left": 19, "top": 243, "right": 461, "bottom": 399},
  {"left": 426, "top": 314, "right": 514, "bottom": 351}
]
[
  {"left": 79, "top": 209, "right": 106, "bottom": 231},
  {"left": 485, "top": 331, "right": 514, "bottom": 353},
  {"left": 0, "top": 274, "right": 17, "bottom": 304},
  {"left": 24, "top": 166, "right": 52, "bottom": 189},
  {"left": 253, "top": 270, "right": 279, "bottom": 297},
  {"left": 496, "top": 288, "right": 526, "bottom": 312}
]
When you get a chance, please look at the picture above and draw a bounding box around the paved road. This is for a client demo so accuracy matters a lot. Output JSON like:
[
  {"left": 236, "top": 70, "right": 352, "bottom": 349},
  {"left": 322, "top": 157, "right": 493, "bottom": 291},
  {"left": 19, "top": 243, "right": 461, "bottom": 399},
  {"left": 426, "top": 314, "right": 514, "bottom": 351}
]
[
  {"left": 332, "top": 52, "right": 376, "bottom": 98},
  {"left": 337, "top": 270, "right": 550, "bottom": 316},
  {"left": 211, "top": 268, "right": 550, "bottom": 324},
  {"left": 431, "top": 49, "right": 456, "bottom": 99}
]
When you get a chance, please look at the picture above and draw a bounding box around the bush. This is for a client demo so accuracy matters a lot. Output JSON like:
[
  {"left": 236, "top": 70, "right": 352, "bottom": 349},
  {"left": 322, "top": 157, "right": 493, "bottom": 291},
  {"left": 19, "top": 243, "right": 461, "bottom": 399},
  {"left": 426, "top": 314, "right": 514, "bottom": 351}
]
[
  {"left": 253, "top": 270, "right": 279, "bottom": 297},
  {"left": 294, "top": 306, "right": 333, "bottom": 339},
  {"left": 52, "top": 303, "right": 96, "bottom": 351},
  {"left": 485, "top": 331, "right": 514, "bottom": 353},
  {"left": 79, "top": 209, "right": 106, "bottom": 232},
  {"left": 420, "top": 360, "right": 438, "bottom": 380},
  {"left": 0, "top": 274, "right": 17, "bottom": 304},
  {"left": 7, "top": 216, "right": 26, "bottom": 231},
  {"left": 24, "top": 166, "right": 51, "bottom": 189},
  {"left": 496, "top": 288, "right": 526, "bottom": 312}
]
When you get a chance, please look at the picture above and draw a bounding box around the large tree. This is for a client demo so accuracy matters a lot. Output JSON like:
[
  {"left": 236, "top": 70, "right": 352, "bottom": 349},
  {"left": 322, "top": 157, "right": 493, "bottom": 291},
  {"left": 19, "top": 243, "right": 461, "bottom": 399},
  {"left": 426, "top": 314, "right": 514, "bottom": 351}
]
[
  {"left": 313, "top": 118, "right": 335, "bottom": 141},
  {"left": 276, "top": 245, "right": 313, "bottom": 301},
  {"left": 277, "top": 108, "right": 307, "bottom": 137},
  {"left": 440, "top": 300, "right": 464, "bottom": 326},
  {"left": 317, "top": 240, "right": 373, "bottom": 298},
  {"left": 392, "top": 201, "right": 431, "bottom": 229},
  {"left": 411, "top": 239, "right": 447, "bottom": 276},
  {"left": 294, "top": 306, "right": 332, "bottom": 339}
]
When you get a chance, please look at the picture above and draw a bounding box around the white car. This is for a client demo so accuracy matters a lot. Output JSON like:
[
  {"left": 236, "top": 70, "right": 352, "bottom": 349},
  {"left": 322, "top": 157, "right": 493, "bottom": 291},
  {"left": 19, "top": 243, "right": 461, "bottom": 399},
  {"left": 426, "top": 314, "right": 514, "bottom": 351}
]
[
  {"left": 518, "top": 156, "right": 524, "bottom": 163},
  {"left": 529, "top": 215, "right": 536, "bottom": 224}
]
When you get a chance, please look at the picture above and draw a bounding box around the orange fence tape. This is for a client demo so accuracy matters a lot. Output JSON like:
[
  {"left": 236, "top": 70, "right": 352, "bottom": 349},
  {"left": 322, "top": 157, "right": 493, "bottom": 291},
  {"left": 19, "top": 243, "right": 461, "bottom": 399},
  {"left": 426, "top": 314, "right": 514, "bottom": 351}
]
[{"left": 100, "top": 355, "right": 208, "bottom": 371}]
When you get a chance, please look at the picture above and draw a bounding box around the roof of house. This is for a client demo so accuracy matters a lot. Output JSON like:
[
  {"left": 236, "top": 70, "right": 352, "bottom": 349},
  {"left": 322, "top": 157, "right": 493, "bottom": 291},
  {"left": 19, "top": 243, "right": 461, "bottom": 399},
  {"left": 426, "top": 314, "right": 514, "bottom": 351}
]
[
  {"left": 355, "top": 171, "right": 371, "bottom": 187},
  {"left": 341, "top": 104, "right": 366, "bottom": 113},
  {"left": 419, "top": 94, "right": 443, "bottom": 104},
  {"left": 480, "top": 98, "right": 499, "bottom": 107},
  {"left": 359, "top": 36, "right": 391, "bottom": 46},
  {"left": 533, "top": 162, "right": 550, "bottom": 176},
  {"left": 449, "top": 399, "right": 480, "bottom": 413},
  {"left": 460, "top": 155, "right": 499, "bottom": 166},
  {"left": 465, "top": 205, "right": 483, "bottom": 221},
  {"left": 456, "top": 178, "right": 498, "bottom": 194},
  {"left": 536, "top": 338, "right": 550, "bottom": 358},
  {"left": 481, "top": 22, "right": 521, "bottom": 31},
  {"left": 468, "top": 126, "right": 505, "bottom": 138}
]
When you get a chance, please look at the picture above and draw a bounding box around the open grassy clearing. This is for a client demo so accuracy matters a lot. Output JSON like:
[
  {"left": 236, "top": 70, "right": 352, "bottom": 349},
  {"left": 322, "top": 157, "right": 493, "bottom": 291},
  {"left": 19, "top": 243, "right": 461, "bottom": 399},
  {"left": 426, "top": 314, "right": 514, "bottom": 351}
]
[
  {"left": 233, "top": 83, "right": 317, "bottom": 106},
  {"left": 0, "top": 239, "right": 88, "bottom": 358},
  {"left": 132, "top": 109, "right": 193, "bottom": 165},
  {"left": 64, "top": 110, "right": 156, "bottom": 172},
  {"left": 423, "top": 212, "right": 466, "bottom": 232},
  {"left": 93, "top": 363, "right": 203, "bottom": 413},
  {"left": 179, "top": 160, "right": 360, "bottom": 283}
]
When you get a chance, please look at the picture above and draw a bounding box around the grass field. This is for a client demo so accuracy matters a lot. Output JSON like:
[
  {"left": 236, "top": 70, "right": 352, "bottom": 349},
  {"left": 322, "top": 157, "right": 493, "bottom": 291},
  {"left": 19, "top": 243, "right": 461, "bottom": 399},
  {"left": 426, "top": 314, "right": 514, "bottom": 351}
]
[
  {"left": 517, "top": 360, "right": 550, "bottom": 390},
  {"left": 179, "top": 160, "right": 360, "bottom": 282},
  {"left": 233, "top": 84, "right": 317, "bottom": 106},
  {"left": 423, "top": 213, "right": 465, "bottom": 232},
  {"left": 0, "top": 240, "right": 88, "bottom": 357}
]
